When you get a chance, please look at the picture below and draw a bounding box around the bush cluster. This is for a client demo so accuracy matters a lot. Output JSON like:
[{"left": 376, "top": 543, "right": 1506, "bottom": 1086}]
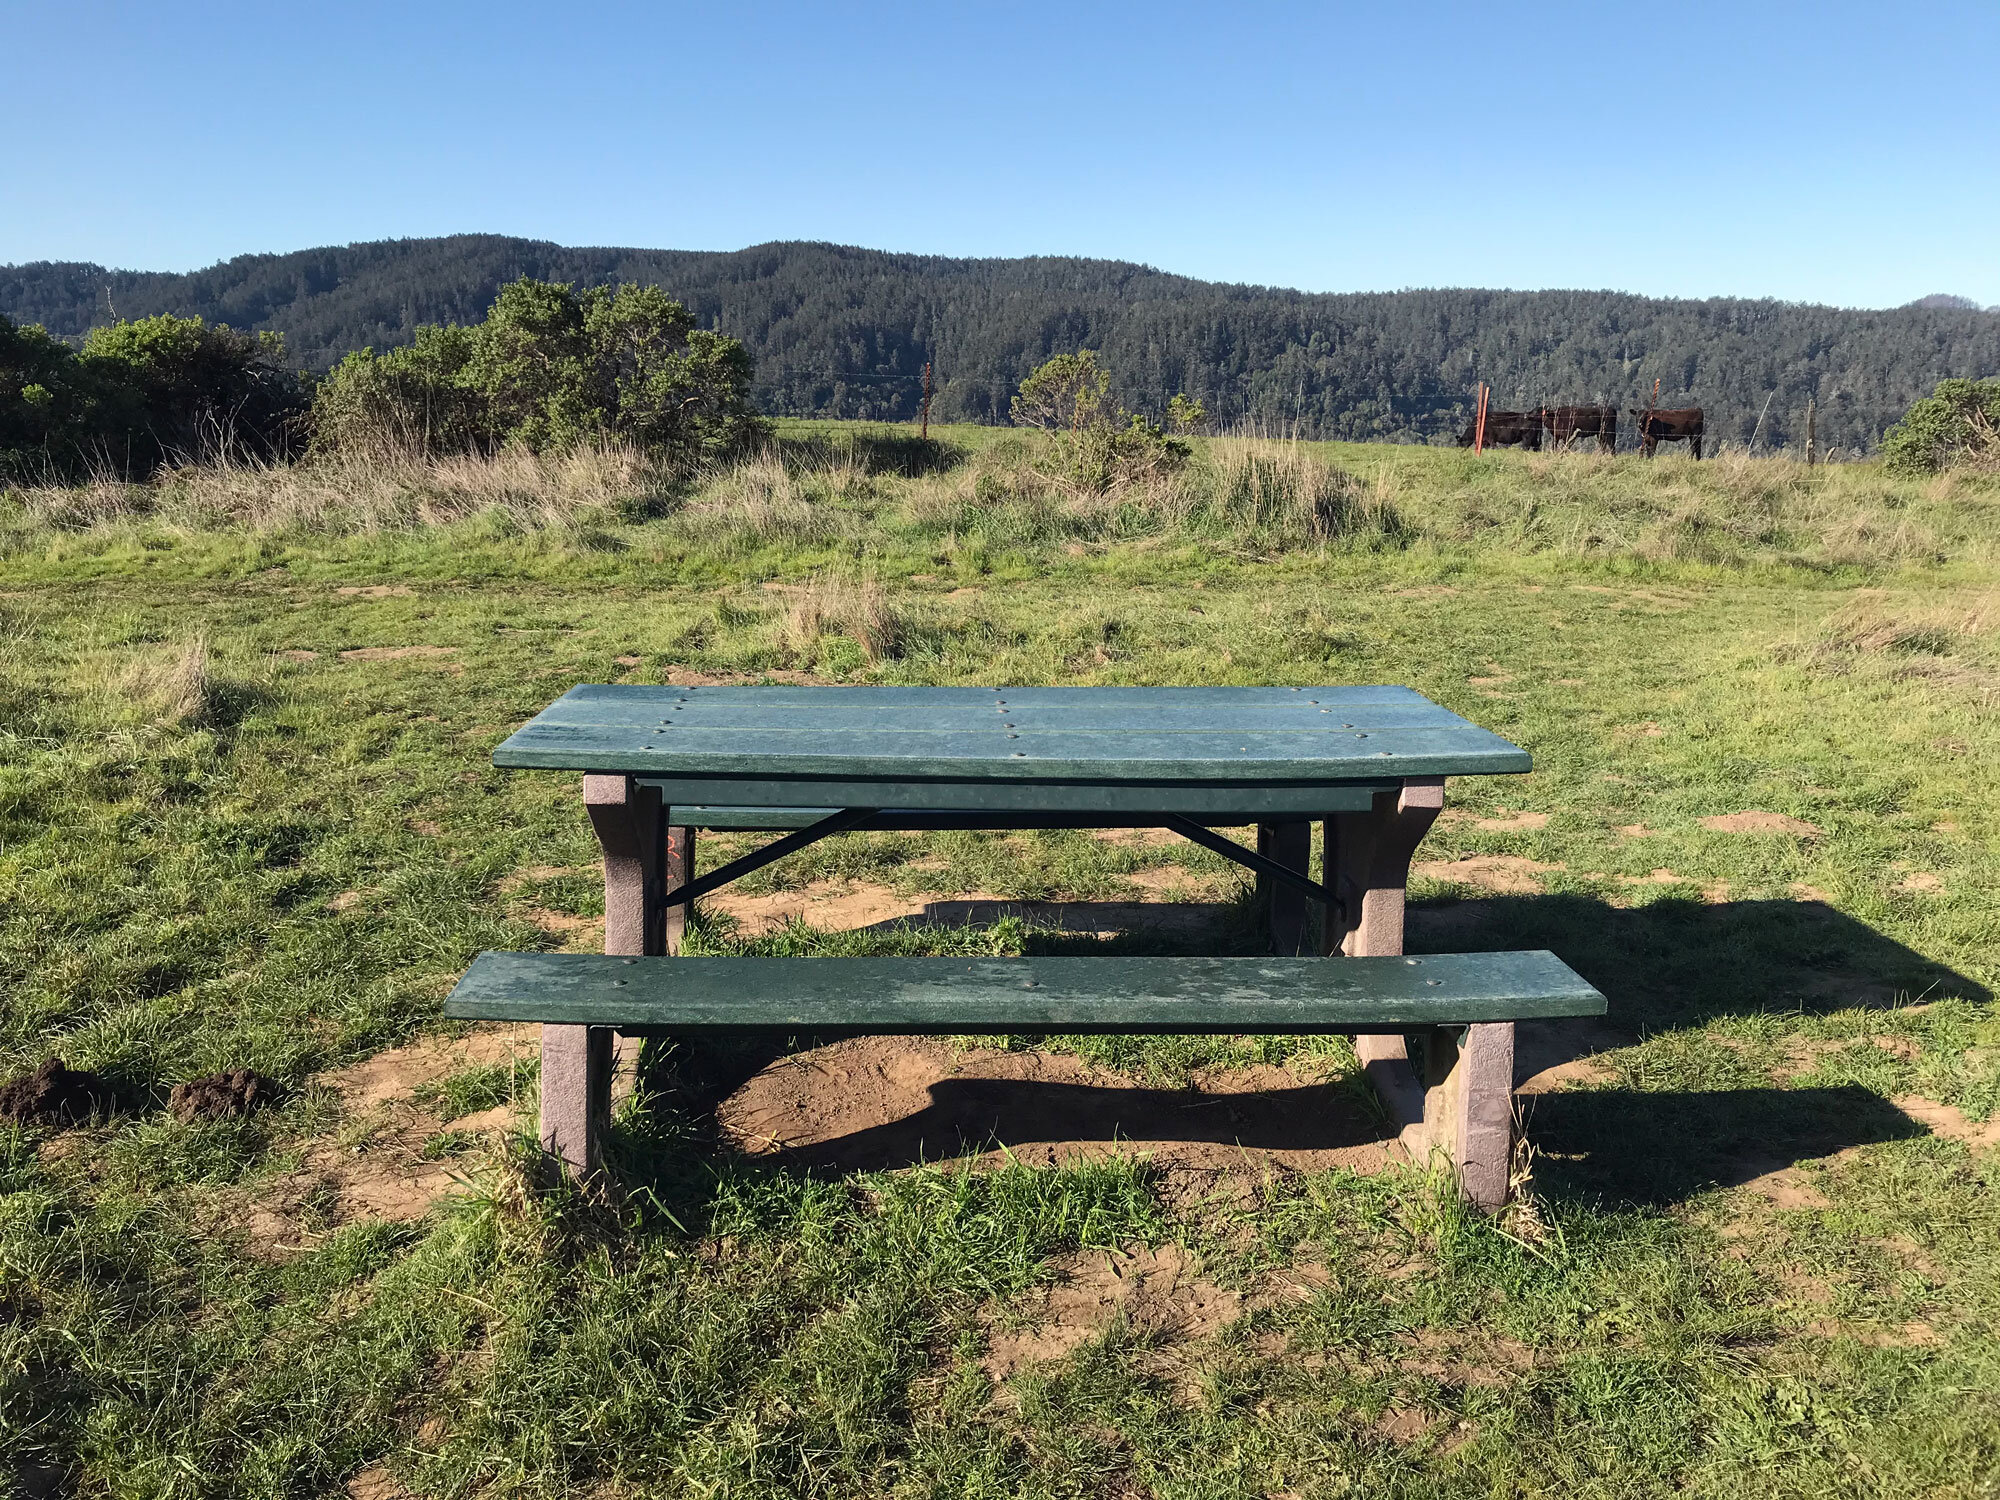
[
  {"left": 311, "top": 278, "right": 765, "bottom": 467},
  {"left": 1, "top": 278, "right": 766, "bottom": 483},
  {"left": 1008, "top": 350, "right": 1203, "bottom": 492},
  {"left": 1881, "top": 378, "right": 2000, "bottom": 475},
  {"left": 1, "top": 314, "right": 304, "bottom": 480}
]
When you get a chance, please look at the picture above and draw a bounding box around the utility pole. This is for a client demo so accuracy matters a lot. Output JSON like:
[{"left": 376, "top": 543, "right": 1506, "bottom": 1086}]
[
  {"left": 920, "top": 362, "right": 933, "bottom": 440},
  {"left": 1804, "top": 396, "right": 1817, "bottom": 466}
]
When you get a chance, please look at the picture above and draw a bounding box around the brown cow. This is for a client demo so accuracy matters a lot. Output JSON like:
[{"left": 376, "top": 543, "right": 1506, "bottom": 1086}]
[
  {"left": 1456, "top": 410, "right": 1543, "bottom": 450},
  {"left": 1539, "top": 404, "right": 1617, "bottom": 453},
  {"left": 1628, "top": 406, "right": 1704, "bottom": 459}
]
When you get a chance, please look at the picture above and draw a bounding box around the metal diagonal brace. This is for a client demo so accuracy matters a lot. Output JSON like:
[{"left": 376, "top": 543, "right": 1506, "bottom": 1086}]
[
  {"left": 1160, "top": 814, "right": 1343, "bottom": 916},
  {"left": 661, "top": 806, "right": 879, "bottom": 909}
]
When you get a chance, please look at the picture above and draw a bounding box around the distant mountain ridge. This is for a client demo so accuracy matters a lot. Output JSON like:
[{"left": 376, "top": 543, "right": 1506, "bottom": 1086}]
[{"left": 6, "top": 235, "right": 1997, "bottom": 450}]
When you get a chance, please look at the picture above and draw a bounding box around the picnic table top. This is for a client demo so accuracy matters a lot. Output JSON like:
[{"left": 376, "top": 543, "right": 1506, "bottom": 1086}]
[{"left": 494, "top": 686, "right": 1529, "bottom": 808}]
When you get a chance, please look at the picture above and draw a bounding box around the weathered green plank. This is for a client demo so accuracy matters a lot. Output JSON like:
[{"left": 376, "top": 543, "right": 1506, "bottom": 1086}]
[
  {"left": 497, "top": 725, "right": 1528, "bottom": 780},
  {"left": 546, "top": 699, "right": 1472, "bottom": 733},
  {"left": 495, "top": 685, "right": 1531, "bottom": 788},
  {"left": 444, "top": 950, "right": 1605, "bottom": 1032},
  {"left": 561, "top": 685, "right": 1435, "bottom": 708}
]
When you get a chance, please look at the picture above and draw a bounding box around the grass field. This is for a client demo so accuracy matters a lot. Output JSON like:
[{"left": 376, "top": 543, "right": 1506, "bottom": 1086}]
[{"left": 3, "top": 427, "right": 1999, "bottom": 1498}]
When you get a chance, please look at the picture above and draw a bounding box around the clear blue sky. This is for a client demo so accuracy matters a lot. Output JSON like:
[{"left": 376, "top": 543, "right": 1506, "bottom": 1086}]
[{"left": 5, "top": 0, "right": 1995, "bottom": 307}]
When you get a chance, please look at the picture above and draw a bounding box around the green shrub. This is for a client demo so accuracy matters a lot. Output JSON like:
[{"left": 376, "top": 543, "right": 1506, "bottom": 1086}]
[
  {"left": 309, "top": 278, "right": 765, "bottom": 468},
  {"left": 1010, "top": 351, "right": 1194, "bottom": 492},
  {"left": 2, "top": 312, "right": 304, "bottom": 481},
  {"left": 1881, "top": 378, "right": 2000, "bottom": 475}
]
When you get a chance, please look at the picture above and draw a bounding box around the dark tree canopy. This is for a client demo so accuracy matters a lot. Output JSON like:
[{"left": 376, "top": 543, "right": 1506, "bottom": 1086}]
[{"left": 6, "top": 236, "right": 1998, "bottom": 452}]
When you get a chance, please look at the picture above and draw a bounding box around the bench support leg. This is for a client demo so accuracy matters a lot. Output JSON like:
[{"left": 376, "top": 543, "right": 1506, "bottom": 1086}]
[
  {"left": 540, "top": 774, "right": 666, "bottom": 1180},
  {"left": 662, "top": 824, "right": 694, "bottom": 956},
  {"left": 1419, "top": 1023, "right": 1516, "bottom": 1211},
  {"left": 1323, "top": 778, "right": 1514, "bottom": 1208},
  {"left": 1256, "top": 821, "right": 1312, "bottom": 955}
]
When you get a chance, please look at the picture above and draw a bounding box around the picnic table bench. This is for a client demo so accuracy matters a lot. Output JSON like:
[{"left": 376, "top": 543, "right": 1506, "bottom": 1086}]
[{"left": 445, "top": 685, "right": 1604, "bottom": 1208}]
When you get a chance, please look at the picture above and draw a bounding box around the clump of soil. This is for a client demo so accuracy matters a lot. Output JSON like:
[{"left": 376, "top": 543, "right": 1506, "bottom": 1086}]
[
  {"left": 983, "top": 1244, "right": 1242, "bottom": 1380},
  {"left": 170, "top": 1068, "right": 273, "bottom": 1122},
  {"left": 0, "top": 1059, "right": 115, "bottom": 1126}
]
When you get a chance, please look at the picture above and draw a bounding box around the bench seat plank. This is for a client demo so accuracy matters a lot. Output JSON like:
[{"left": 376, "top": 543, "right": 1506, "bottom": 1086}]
[{"left": 445, "top": 951, "right": 1603, "bottom": 1033}]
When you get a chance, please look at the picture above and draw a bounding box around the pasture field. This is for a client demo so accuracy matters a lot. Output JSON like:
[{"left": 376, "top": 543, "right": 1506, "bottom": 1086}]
[{"left": 2, "top": 428, "right": 1999, "bottom": 1498}]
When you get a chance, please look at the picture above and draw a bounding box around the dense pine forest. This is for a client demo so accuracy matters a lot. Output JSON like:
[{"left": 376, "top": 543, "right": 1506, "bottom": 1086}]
[{"left": 6, "top": 235, "right": 1997, "bottom": 451}]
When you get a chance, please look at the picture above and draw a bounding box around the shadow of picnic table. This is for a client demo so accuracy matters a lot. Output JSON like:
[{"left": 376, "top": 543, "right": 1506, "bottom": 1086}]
[{"left": 631, "top": 892, "right": 1984, "bottom": 1210}]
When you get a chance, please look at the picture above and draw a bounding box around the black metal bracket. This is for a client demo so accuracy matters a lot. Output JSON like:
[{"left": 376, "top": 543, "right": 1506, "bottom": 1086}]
[
  {"left": 661, "top": 807, "right": 879, "bottom": 908},
  {"left": 663, "top": 806, "right": 1345, "bottom": 922},
  {"left": 1159, "top": 814, "right": 1343, "bottom": 914}
]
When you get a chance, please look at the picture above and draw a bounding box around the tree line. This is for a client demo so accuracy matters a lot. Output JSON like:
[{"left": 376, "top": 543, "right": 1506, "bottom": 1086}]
[{"left": 6, "top": 236, "right": 1997, "bottom": 454}]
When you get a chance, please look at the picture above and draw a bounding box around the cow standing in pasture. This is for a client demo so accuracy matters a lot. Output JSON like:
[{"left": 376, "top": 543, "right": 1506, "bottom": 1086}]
[
  {"left": 1629, "top": 407, "right": 1704, "bottom": 459},
  {"left": 1539, "top": 404, "right": 1617, "bottom": 453},
  {"left": 1456, "top": 410, "right": 1543, "bottom": 450}
]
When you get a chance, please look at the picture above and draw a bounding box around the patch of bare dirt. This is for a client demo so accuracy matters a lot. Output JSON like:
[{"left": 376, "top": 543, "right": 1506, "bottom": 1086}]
[
  {"left": 170, "top": 1069, "right": 271, "bottom": 1122},
  {"left": 1738, "top": 1165, "right": 1831, "bottom": 1210},
  {"left": 1089, "top": 827, "right": 1182, "bottom": 850},
  {"left": 1512, "top": 1015, "right": 1631, "bottom": 1094},
  {"left": 519, "top": 908, "right": 603, "bottom": 947},
  {"left": 345, "top": 1466, "right": 414, "bottom": 1499},
  {"left": 1123, "top": 865, "right": 1226, "bottom": 898},
  {"left": 235, "top": 1024, "right": 540, "bottom": 1257},
  {"left": 706, "top": 880, "right": 1236, "bottom": 941},
  {"left": 1412, "top": 855, "right": 1562, "bottom": 894},
  {"left": 1615, "top": 721, "right": 1666, "bottom": 738},
  {"left": 1790, "top": 882, "right": 1834, "bottom": 903},
  {"left": 1395, "top": 1327, "right": 1538, "bottom": 1389},
  {"left": 983, "top": 1243, "right": 1242, "bottom": 1380},
  {"left": 1700, "top": 811, "right": 1820, "bottom": 836},
  {"left": 497, "top": 864, "right": 590, "bottom": 896},
  {"left": 659, "top": 668, "right": 829, "bottom": 686},
  {"left": 338, "top": 646, "right": 459, "bottom": 662},
  {"left": 709, "top": 879, "right": 929, "bottom": 935},
  {"left": 1374, "top": 1407, "right": 1435, "bottom": 1443},
  {"left": 1893, "top": 1095, "right": 2000, "bottom": 1151},
  {"left": 614, "top": 654, "right": 643, "bottom": 667},
  {"left": 277, "top": 648, "right": 319, "bottom": 661},
  {"left": 715, "top": 1035, "right": 1397, "bottom": 1179},
  {"left": 0, "top": 1059, "right": 115, "bottom": 1125},
  {"left": 335, "top": 585, "right": 414, "bottom": 598},
  {"left": 1516, "top": 1053, "right": 1618, "bottom": 1095},
  {"left": 1895, "top": 871, "right": 1944, "bottom": 893},
  {"left": 1473, "top": 810, "right": 1548, "bottom": 831},
  {"left": 1616, "top": 823, "right": 1656, "bottom": 838}
]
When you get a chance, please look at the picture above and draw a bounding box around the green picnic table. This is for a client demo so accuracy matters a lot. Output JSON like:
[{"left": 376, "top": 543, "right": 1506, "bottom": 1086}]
[{"left": 445, "top": 684, "right": 1602, "bottom": 1208}]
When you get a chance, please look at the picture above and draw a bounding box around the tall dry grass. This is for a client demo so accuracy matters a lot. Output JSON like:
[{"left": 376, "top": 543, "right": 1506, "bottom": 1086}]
[
  {"left": 776, "top": 571, "right": 906, "bottom": 664},
  {"left": 7, "top": 442, "right": 670, "bottom": 538},
  {"left": 6, "top": 426, "right": 1996, "bottom": 573}
]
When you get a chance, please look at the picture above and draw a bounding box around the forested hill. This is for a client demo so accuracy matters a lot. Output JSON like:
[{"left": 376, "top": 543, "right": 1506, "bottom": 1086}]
[{"left": 6, "top": 235, "right": 1997, "bottom": 451}]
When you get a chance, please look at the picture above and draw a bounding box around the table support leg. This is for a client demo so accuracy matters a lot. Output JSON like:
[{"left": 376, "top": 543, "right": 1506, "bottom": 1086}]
[
  {"left": 1324, "top": 778, "right": 1512, "bottom": 1210},
  {"left": 662, "top": 824, "right": 695, "bottom": 956},
  {"left": 1257, "top": 822, "right": 1313, "bottom": 955},
  {"left": 540, "top": 773, "right": 664, "bottom": 1181}
]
